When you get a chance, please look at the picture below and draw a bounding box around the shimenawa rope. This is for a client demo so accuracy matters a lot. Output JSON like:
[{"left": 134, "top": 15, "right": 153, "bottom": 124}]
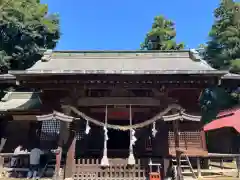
[{"left": 65, "top": 104, "right": 182, "bottom": 131}]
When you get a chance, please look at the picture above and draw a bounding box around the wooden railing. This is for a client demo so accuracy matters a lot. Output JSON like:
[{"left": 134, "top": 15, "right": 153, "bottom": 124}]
[
  {"left": 182, "top": 153, "right": 240, "bottom": 178},
  {"left": 0, "top": 153, "right": 30, "bottom": 177},
  {"left": 74, "top": 158, "right": 146, "bottom": 180},
  {"left": 168, "top": 131, "right": 203, "bottom": 150},
  {"left": 0, "top": 152, "right": 57, "bottom": 178}
]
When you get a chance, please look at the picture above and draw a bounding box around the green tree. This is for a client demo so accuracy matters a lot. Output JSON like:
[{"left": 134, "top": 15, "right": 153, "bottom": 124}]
[
  {"left": 0, "top": 0, "right": 60, "bottom": 70},
  {"left": 204, "top": 0, "right": 240, "bottom": 72},
  {"left": 141, "top": 15, "right": 184, "bottom": 50},
  {"left": 199, "top": 87, "right": 239, "bottom": 124}
]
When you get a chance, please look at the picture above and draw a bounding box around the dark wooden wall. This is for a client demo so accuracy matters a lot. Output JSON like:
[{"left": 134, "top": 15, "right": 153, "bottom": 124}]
[
  {"left": 3, "top": 121, "right": 30, "bottom": 152},
  {"left": 0, "top": 86, "right": 206, "bottom": 157},
  {"left": 207, "top": 128, "right": 238, "bottom": 153}
]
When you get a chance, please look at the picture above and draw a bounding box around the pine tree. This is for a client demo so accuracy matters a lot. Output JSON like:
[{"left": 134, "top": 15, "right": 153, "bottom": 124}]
[
  {"left": 205, "top": 0, "right": 240, "bottom": 72},
  {"left": 141, "top": 16, "right": 184, "bottom": 50}
]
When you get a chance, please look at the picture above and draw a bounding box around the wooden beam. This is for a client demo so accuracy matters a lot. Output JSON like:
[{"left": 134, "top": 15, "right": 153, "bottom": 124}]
[
  {"left": 4, "top": 110, "right": 44, "bottom": 115},
  {"left": 77, "top": 97, "right": 161, "bottom": 106},
  {"left": 12, "top": 115, "right": 37, "bottom": 121},
  {"left": 21, "top": 82, "right": 213, "bottom": 89},
  {"left": 17, "top": 74, "right": 218, "bottom": 81},
  {"left": 89, "top": 107, "right": 151, "bottom": 113}
]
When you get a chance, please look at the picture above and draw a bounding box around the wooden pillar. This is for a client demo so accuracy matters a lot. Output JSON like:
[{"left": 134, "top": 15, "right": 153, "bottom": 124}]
[
  {"left": 64, "top": 122, "right": 76, "bottom": 180},
  {"left": 55, "top": 121, "right": 69, "bottom": 180},
  {"left": 54, "top": 104, "right": 75, "bottom": 180},
  {"left": 60, "top": 91, "right": 79, "bottom": 180},
  {"left": 163, "top": 158, "right": 170, "bottom": 178},
  {"left": 200, "top": 131, "right": 209, "bottom": 169},
  {"left": 237, "top": 155, "right": 240, "bottom": 178},
  {"left": 196, "top": 157, "right": 201, "bottom": 178},
  {"left": 173, "top": 120, "right": 183, "bottom": 180},
  {"left": 0, "top": 118, "right": 8, "bottom": 153},
  {"left": 200, "top": 130, "right": 207, "bottom": 150}
]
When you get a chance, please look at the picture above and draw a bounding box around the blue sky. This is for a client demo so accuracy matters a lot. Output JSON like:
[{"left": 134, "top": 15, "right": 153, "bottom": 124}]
[{"left": 42, "top": 0, "right": 221, "bottom": 50}]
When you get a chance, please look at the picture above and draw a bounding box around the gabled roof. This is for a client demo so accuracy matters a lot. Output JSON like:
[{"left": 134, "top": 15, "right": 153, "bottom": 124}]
[
  {"left": 0, "top": 92, "right": 41, "bottom": 112},
  {"left": 0, "top": 74, "right": 15, "bottom": 80},
  {"left": 9, "top": 50, "right": 227, "bottom": 75},
  {"left": 204, "top": 108, "right": 240, "bottom": 133},
  {"left": 222, "top": 73, "right": 240, "bottom": 80},
  {"left": 0, "top": 74, "right": 16, "bottom": 84}
]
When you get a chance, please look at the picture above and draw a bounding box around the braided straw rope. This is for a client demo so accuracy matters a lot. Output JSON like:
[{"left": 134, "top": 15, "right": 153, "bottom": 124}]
[{"left": 65, "top": 104, "right": 182, "bottom": 131}]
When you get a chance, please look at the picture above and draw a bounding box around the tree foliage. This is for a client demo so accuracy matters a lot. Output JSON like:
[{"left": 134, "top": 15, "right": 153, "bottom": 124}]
[
  {"left": 0, "top": 0, "right": 60, "bottom": 70},
  {"left": 204, "top": 0, "right": 240, "bottom": 72},
  {"left": 199, "top": 87, "right": 239, "bottom": 124},
  {"left": 141, "top": 16, "right": 184, "bottom": 50}
]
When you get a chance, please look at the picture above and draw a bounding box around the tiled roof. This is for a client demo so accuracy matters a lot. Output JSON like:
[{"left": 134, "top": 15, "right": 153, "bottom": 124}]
[
  {"left": 0, "top": 92, "right": 41, "bottom": 111},
  {"left": 0, "top": 74, "right": 16, "bottom": 84},
  {"left": 222, "top": 73, "right": 240, "bottom": 80},
  {"left": 0, "top": 74, "right": 15, "bottom": 80},
  {"left": 9, "top": 50, "right": 227, "bottom": 75}
]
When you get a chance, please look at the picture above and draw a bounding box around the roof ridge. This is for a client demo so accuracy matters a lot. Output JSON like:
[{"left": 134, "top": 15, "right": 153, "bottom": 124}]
[
  {"left": 44, "top": 49, "right": 216, "bottom": 65},
  {"left": 190, "top": 49, "right": 215, "bottom": 70},
  {"left": 49, "top": 56, "right": 190, "bottom": 60},
  {"left": 51, "top": 49, "right": 191, "bottom": 53},
  {"left": 41, "top": 49, "right": 192, "bottom": 62},
  {"left": 217, "top": 106, "right": 240, "bottom": 118}
]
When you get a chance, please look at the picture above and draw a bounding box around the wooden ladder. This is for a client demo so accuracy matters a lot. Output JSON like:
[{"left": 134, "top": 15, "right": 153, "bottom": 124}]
[{"left": 172, "top": 154, "right": 197, "bottom": 179}]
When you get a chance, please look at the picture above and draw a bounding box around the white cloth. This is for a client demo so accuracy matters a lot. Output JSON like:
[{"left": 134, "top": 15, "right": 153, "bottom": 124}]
[
  {"left": 0, "top": 138, "right": 6, "bottom": 152},
  {"left": 14, "top": 146, "right": 23, "bottom": 154},
  {"left": 29, "top": 148, "right": 43, "bottom": 165},
  {"left": 10, "top": 146, "right": 25, "bottom": 167}
]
